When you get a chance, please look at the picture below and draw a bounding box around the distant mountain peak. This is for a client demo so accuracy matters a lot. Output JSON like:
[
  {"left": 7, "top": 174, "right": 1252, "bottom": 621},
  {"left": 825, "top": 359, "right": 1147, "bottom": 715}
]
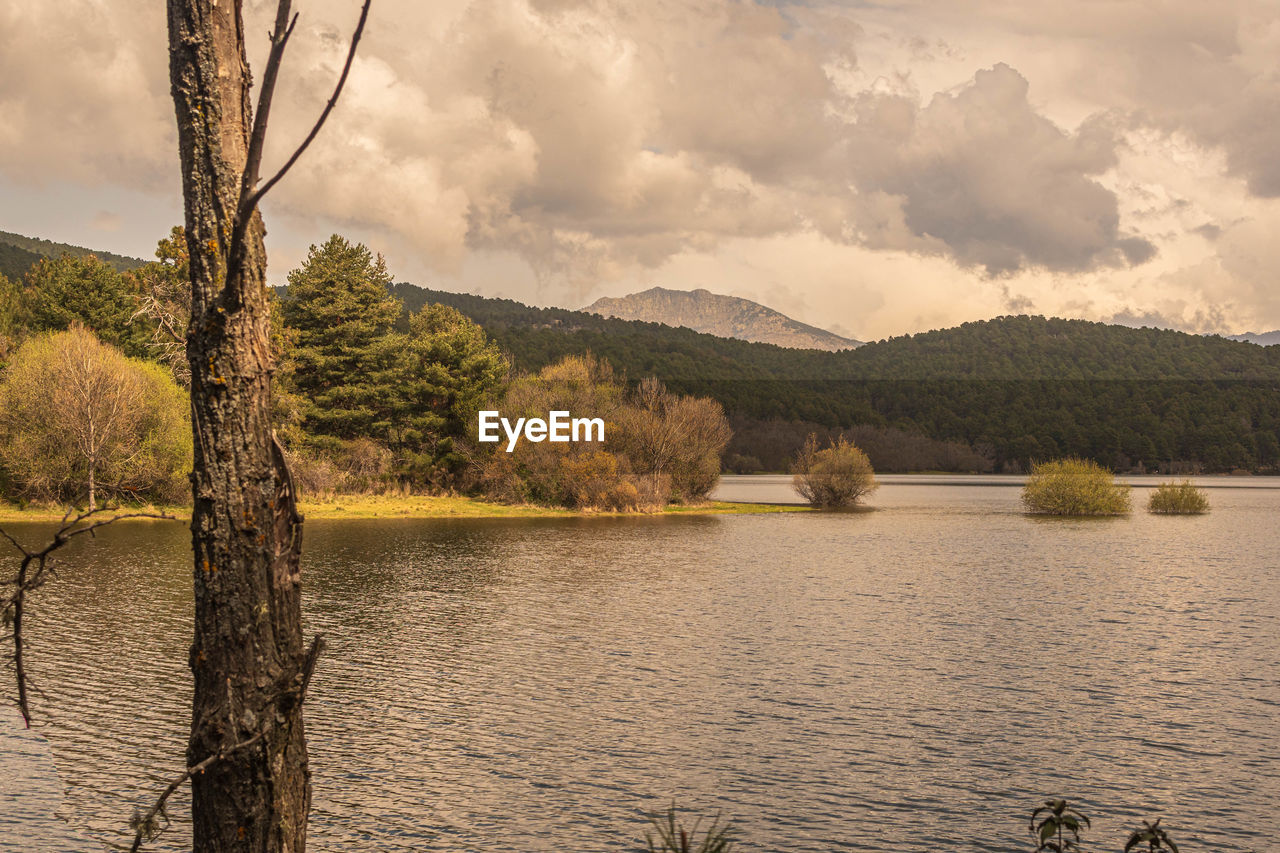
[
  {"left": 1227, "top": 330, "right": 1280, "bottom": 346},
  {"left": 583, "top": 286, "right": 861, "bottom": 351}
]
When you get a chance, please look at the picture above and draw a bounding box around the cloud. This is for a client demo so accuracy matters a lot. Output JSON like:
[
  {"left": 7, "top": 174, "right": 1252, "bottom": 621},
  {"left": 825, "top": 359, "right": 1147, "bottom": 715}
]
[
  {"left": 4, "top": 0, "right": 1280, "bottom": 337},
  {"left": 845, "top": 64, "right": 1154, "bottom": 274},
  {"left": 90, "top": 210, "right": 123, "bottom": 232},
  {"left": 0, "top": 1, "right": 173, "bottom": 190}
]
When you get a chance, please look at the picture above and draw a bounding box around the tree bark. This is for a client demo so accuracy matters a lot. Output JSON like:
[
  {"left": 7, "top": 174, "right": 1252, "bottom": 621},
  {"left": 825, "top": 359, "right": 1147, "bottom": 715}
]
[{"left": 166, "top": 2, "right": 310, "bottom": 850}]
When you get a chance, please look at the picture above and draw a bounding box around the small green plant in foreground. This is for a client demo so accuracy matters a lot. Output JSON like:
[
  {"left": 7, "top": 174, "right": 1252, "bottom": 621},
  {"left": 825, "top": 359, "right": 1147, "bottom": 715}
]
[
  {"left": 1022, "top": 458, "right": 1131, "bottom": 516},
  {"left": 1124, "top": 818, "right": 1179, "bottom": 852},
  {"left": 646, "top": 805, "right": 734, "bottom": 853},
  {"left": 1026, "top": 799, "right": 1182, "bottom": 853},
  {"left": 1147, "top": 480, "right": 1209, "bottom": 515},
  {"left": 1030, "top": 799, "right": 1091, "bottom": 852}
]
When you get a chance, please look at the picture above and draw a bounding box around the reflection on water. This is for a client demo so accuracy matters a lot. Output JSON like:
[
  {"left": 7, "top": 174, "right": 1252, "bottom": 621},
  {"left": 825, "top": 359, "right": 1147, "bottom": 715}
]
[{"left": 2, "top": 477, "right": 1278, "bottom": 851}]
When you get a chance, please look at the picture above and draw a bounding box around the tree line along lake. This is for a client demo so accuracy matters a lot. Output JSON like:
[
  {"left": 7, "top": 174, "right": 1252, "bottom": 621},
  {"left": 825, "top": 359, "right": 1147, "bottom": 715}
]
[{"left": 1, "top": 475, "right": 1277, "bottom": 851}]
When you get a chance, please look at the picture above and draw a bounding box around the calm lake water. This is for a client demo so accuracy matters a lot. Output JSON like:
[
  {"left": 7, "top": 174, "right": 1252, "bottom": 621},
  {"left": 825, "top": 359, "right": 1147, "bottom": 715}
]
[{"left": 2, "top": 475, "right": 1278, "bottom": 851}]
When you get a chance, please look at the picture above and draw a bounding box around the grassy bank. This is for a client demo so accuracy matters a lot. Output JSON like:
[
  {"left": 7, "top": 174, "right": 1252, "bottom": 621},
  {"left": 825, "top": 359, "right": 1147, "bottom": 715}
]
[{"left": 0, "top": 495, "right": 809, "bottom": 524}]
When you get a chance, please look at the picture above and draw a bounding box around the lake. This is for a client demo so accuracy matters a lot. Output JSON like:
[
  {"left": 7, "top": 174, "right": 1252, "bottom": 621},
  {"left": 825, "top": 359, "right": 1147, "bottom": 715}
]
[{"left": 2, "top": 475, "right": 1278, "bottom": 851}]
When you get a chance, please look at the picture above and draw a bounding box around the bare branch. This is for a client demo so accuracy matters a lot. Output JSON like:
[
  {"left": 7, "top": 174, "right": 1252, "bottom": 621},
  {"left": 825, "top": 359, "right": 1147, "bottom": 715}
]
[
  {"left": 242, "top": 1, "right": 300, "bottom": 206},
  {"left": 0, "top": 528, "right": 27, "bottom": 558},
  {"left": 1, "top": 509, "right": 178, "bottom": 726},
  {"left": 128, "top": 730, "right": 266, "bottom": 853},
  {"left": 238, "top": 0, "right": 372, "bottom": 224}
]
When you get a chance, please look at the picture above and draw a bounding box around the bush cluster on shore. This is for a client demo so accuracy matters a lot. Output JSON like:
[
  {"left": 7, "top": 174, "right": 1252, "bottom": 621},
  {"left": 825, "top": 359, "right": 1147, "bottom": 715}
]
[
  {"left": 469, "top": 357, "right": 731, "bottom": 511},
  {"left": 1022, "top": 458, "right": 1131, "bottom": 516},
  {"left": 0, "top": 231, "right": 737, "bottom": 514}
]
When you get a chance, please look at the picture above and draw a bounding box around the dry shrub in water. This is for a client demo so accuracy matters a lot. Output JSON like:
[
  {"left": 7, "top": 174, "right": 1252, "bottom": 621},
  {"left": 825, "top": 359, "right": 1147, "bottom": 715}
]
[
  {"left": 1147, "top": 480, "right": 1209, "bottom": 514},
  {"left": 792, "top": 435, "right": 878, "bottom": 508},
  {"left": 1022, "top": 458, "right": 1131, "bottom": 516}
]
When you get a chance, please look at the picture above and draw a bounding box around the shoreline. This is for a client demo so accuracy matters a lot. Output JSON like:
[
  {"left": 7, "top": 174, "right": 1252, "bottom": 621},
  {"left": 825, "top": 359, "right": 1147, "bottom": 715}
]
[{"left": 0, "top": 494, "right": 811, "bottom": 524}]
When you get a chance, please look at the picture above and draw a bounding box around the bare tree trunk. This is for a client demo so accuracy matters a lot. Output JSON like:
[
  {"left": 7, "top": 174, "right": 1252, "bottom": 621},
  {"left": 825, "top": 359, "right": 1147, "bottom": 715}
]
[{"left": 167, "top": 2, "right": 309, "bottom": 849}]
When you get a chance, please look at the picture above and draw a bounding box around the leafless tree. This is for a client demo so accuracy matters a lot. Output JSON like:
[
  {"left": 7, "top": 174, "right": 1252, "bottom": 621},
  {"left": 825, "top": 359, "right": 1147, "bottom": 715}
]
[{"left": 0, "top": 326, "right": 189, "bottom": 510}]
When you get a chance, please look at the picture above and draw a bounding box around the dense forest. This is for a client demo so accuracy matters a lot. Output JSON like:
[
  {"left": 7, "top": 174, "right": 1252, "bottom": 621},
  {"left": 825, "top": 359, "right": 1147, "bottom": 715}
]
[
  {"left": 0, "top": 232, "right": 731, "bottom": 510},
  {"left": 393, "top": 284, "right": 1280, "bottom": 474},
  {"left": 1, "top": 226, "right": 1277, "bottom": 492}
]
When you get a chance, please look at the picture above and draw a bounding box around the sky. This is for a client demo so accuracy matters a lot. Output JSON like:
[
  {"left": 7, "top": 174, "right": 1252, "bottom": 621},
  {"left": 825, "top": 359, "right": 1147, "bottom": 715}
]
[{"left": 2, "top": 0, "right": 1279, "bottom": 341}]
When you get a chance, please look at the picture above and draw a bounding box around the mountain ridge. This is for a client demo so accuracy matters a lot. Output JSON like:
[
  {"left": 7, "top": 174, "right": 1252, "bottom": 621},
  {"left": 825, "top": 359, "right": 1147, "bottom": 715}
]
[
  {"left": 386, "top": 283, "right": 1280, "bottom": 473},
  {"left": 0, "top": 229, "right": 146, "bottom": 280},
  {"left": 1228, "top": 330, "right": 1280, "bottom": 346},
  {"left": 583, "top": 286, "right": 861, "bottom": 351}
]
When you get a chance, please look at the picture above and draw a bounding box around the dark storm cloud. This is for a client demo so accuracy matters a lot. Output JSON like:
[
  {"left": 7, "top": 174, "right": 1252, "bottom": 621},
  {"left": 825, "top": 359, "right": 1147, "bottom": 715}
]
[{"left": 846, "top": 64, "right": 1153, "bottom": 274}]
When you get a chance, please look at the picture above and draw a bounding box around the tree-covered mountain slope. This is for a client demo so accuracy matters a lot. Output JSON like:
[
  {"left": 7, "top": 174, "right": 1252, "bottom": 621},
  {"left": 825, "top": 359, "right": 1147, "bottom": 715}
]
[
  {"left": 394, "top": 284, "right": 1279, "bottom": 381},
  {"left": 0, "top": 230, "right": 146, "bottom": 280},
  {"left": 387, "top": 284, "right": 1280, "bottom": 473}
]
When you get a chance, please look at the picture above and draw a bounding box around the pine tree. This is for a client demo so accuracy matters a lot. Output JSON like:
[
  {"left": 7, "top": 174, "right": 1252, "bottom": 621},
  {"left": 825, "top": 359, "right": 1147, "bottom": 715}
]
[
  {"left": 396, "top": 304, "right": 508, "bottom": 485},
  {"left": 21, "top": 254, "right": 155, "bottom": 358},
  {"left": 0, "top": 272, "right": 20, "bottom": 361},
  {"left": 280, "top": 235, "right": 405, "bottom": 442}
]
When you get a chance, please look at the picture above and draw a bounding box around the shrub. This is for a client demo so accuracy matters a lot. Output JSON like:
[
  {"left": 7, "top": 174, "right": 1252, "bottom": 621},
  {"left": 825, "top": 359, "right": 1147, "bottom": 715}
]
[
  {"left": 562, "top": 451, "right": 624, "bottom": 510},
  {"left": 724, "top": 453, "right": 763, "bottom": 474},
  {"left": 792, "top": 435, "right": 878, "bottom": 508},
  {"left": 286, "top": 437, "right": 394, "bottom": 497},
  {"left": 0, "top": 326, "right": 190, "bottom": 508},
  {"left": 1022, "top": 458, "right": 1130, "bottom": 516},
  {"left": 469, "top": 451, "right": 528, "bottom": 505},
  {"left": 617, "top": 378, "right": 731, "bottom": 503},
  {"left": 470, "top": 356, "right": 725, "bottom": 511},
  {"left": 1147, "top": 480, "right": 1209, "bottom": 514},
  {"left": 629, "top": 473, "right": 671, "bottom": 512}
]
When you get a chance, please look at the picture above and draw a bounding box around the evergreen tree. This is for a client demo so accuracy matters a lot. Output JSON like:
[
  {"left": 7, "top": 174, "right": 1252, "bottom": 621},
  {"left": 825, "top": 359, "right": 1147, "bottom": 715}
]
[
  {"left": 396, "top": 304, "right": 508, "bottom": 484},
  {"left": 21, "top": 254, "right": 154, "bottom": 358},
  {"left": 280, "top": 235, "right": 405, "bottom": 442},
  {"left": 0, "top": 272, "right": 20, "bottom": 362}
]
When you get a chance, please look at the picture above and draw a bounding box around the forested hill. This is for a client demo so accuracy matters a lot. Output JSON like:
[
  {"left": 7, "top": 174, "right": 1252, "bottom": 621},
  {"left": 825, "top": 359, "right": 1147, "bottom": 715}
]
[
  {"left": 390, "top": 283, "right": 1280, "bottom": 473},
  {"left": 389, "top": 283, "right": 840, "bottom": 380},
  {"left": 0, "top": 242, "right": 44, "bottom": 282},
  {"left": 849, "top": 317, "right": 1280, "bottom": 380},
  {"left": 0, "top": 230, "right": 145, "bottom": 279},
  {"left": 392, "top": 284, "right": 1280, "bottom": 382}
]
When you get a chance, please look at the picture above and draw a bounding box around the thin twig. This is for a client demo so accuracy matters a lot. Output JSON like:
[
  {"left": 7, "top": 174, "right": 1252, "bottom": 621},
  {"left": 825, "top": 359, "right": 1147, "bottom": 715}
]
[
  {"left": 127, "top": 634, "right": 325, "bottom": 853},
  {"left": 127, "top": 730, "right": 266, "bottom": 853},
  {"left": 228, "top": 0, "right": 372, "bottom": 274},
  {"left": 242, "top": 1, "right": 299, "bottom": 205},
  {"left": 2, "top": 509, "right": 178, "bottom": 726},
  {"left": 243, "top": 0, "right": 370, "bottom": 212}
]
